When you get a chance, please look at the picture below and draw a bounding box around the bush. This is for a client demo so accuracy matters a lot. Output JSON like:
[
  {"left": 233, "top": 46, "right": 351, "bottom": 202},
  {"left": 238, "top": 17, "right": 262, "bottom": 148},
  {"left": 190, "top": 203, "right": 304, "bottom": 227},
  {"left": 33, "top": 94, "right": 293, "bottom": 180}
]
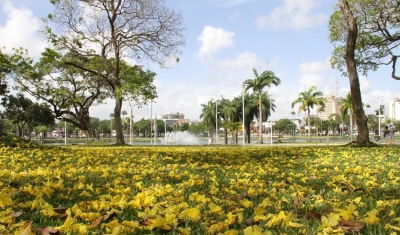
[{"left": 0, "top": 135, "right": 39, "bottom": 148}]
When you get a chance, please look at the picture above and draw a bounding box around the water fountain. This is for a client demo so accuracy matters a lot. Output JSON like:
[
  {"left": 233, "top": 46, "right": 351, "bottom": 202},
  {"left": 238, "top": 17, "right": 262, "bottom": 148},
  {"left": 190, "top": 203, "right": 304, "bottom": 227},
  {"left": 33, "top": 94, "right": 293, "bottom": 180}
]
[{"left": 160, "top": 131, "right": 200, "bottom": 145}]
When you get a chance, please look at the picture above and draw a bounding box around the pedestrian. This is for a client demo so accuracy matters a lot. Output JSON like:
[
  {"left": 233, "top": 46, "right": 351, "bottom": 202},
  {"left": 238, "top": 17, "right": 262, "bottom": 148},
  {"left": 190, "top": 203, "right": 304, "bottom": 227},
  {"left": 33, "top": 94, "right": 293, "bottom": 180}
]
[
  {"left": 389, "top": 123, "right": 396, "bottom": 144},
  {"left": 384, "top": 126, "right": 390, "bottom": 144}
]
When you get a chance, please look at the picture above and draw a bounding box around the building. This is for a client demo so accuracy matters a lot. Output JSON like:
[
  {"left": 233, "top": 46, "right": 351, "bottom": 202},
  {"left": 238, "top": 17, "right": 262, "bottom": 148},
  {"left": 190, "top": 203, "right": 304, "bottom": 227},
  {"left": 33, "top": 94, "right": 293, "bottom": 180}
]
[
  {"left": 387, "top": 98, "right": 400, "bottom": 122},
  {"left": 162, "top": 113, "right": 185, "bottom": 123},
  {"left": 316, "top": 93, "right": 342, "bottom": 120}
]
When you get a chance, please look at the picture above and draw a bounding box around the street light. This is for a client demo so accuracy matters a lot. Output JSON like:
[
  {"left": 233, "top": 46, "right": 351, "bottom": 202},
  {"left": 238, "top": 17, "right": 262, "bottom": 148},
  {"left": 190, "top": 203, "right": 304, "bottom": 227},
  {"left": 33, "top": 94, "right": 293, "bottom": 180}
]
[
  {"left": 242, "top": 87, "right": 245, "bottom": 146},
  {"left": 162, "top": 119, "right": 167, "bottom": 145},
  {"left": 64, "top": 120, "right": 67, "bottom": 146},
  {"left": 215, "top": 100, "right": 219, "bottom": 144},
  {"left": 378, "top": 96, "right": 383, "bottom": 136},
  {"left": 270, "top": 95, "right": 273, "bottom": 145}
]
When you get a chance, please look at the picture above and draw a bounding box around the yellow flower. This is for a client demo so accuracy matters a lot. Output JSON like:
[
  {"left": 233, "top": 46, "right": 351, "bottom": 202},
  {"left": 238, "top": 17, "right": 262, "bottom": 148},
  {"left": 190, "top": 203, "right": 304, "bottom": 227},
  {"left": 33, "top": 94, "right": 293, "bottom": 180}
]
[
  {"left": 180, "top": 207, "right": 201, "bottom": 221},
  {"left": 243, "top": 225, "right": 272, "bottom": 235}
]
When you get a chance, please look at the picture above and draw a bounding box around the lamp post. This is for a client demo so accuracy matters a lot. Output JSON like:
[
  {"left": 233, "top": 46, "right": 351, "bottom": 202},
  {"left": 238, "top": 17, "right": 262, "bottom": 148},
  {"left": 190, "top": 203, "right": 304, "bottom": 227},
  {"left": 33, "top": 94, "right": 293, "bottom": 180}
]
[
  {"left": 150, "top": 101, "right": 153, "bottom": 144},
  {"left": 64, "top": 120, "right": 67, "bottom": 145},
  {"left": 270, "top": 95, "right": 273, "bottom": 145},
  {"left": 154, "top": 113, "right": 157, "bottom": 145},
  {"left": 242, "top": 88, "right": 245, "bottom": 146},
  {"left": 215, "top": 100, "right": 218, "bottom": 144},
  {"left": 378, "top": 96, "right": 383, "bottom": 136},
  {"left": 162, "top": 119, "right": 166, "bottom": 145}
]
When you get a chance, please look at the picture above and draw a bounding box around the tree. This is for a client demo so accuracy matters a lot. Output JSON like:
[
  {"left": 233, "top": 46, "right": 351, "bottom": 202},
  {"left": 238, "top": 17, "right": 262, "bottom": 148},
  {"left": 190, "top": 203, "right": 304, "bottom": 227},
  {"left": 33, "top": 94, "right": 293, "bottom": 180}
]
[
  {"left": 339, "top": 92, "right": 355, "bottom": 141},
  {"left": 2, "top": 93, "right": 55, "bottom": 137},
  {"left": 273, "top": 118, "right": 297, "bottom": 135},
  {"left": 329, "top": 0, "right": 373, "bottom": 144},
  {"left": 220, "top": 98, "right": 237, "bottom": 144},
  {"left": 241, "top": 92, "right": 265, "bottom": 144},
  {"left": 26, "top": 102, "right": 56, "bottom": 138},
  {"left": 200, "top": 100, "right": 219, "bottom": 143},
  {"left": 330, "top": 0, "right": 400, "bottom": 80},
  {"left": 44, "top": 0, "right": 185, "bottom": 144},
  {"left": 291, "top": 86, "right": 326, "bottom": 142},
  {"left": 12, "top": 49, "right": 108, "bottom": 139},
  {"left": 187, "top": 122, "right": 208, "bottom": 136},
  {"left": 243, "top": 68, "right": 281, "bottom": 144},
  {"left": 0, "top": 49, "right": 13, "bottom": 96},
  {"left": 180, "top": 122, "right": 190, "bottom": 132}
]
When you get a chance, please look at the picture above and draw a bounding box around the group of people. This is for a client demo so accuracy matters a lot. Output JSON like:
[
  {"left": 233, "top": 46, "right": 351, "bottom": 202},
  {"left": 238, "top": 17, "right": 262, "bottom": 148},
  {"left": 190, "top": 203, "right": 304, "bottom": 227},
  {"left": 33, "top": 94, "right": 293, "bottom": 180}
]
[{"left": 383, "top": 123, "right": 396, "bottom": 144}]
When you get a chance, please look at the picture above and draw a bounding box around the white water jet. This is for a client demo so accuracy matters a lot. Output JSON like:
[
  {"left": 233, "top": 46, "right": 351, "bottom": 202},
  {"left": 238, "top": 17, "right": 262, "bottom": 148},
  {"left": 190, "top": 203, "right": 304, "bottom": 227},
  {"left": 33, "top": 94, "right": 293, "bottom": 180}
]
[{"left": 159, "top": 131, "right": 200, "bottom": 145}]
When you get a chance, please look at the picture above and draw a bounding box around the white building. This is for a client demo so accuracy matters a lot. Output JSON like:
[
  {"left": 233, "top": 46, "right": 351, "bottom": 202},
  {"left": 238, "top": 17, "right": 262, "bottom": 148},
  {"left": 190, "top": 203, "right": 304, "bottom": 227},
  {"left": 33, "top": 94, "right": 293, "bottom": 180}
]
[
  {"left": 387, "top": 98, "right": 400, "bottom": 122},
  {"left": 316, "top": 93, "right": 342, "bottom": 120}
]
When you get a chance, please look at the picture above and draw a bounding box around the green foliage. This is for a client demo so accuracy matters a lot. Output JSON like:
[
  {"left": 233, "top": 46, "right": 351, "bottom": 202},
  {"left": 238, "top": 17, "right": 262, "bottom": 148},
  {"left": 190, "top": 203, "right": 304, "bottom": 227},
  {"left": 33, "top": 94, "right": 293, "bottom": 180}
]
[
  {"left": 273, "top": 118, "right": 297, "bottom": 134},
  {"left": 0, "top": 135, "right": 39, "bottom": 148},
  {"left": 292, "top": 86, "right": 326, "bottom": 141},
  {"left": 329, "top": 0, "right": 400, "bottom": 77}
]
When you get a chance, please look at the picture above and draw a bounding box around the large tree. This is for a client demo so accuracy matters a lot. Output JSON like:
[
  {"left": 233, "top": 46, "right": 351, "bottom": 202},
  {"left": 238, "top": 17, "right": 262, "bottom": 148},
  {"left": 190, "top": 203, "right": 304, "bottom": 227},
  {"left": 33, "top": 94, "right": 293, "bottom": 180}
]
[
  {"left": 1, "top": 93, "right": 55, "bottom": 137},
  {"left": 13, "top": 49, "right": 108, "bottom": 139},
  {"left": 329, "top": 0, "right": 393, "bottom": 144},
  {"left": 44, "top": 0, "right": 185, "bottom": 144},
  {"left": 291, "top": 86, "right": 326, "bottom": 142},
  {"left": 243, "top": 68, "right": 281, "bottom": 144}
]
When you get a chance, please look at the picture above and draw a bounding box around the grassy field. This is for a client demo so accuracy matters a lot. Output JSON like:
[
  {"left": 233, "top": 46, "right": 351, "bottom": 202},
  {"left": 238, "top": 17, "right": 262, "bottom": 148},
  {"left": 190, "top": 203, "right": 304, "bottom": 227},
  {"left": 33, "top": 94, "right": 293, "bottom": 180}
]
[{"left": 1, "top": 143, "right": 400, "bottom": 234}]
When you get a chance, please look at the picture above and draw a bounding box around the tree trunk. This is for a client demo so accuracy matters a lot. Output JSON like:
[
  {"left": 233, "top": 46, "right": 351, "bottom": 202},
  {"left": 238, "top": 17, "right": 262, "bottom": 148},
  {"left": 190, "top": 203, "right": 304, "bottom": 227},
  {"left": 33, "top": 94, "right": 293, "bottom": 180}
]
[
  {"left": 259, "top": 95, "right": 263, "bottom": 144},
  {"left": 246, "top": 121, "right": 252, "bottom": 144},
  {"left": 224, "top": 128, "right": 228, "bottom": 145},
  {"left": 339, "top": 0, "right": 369, "bottom": 144},
  {"left": 114, "top": 98, "right": 125, "bottom": 144},
  {"left": 307, "top": 109, "right": 311, "bottom": 142},
  {"left": 349, "top": 114, "right": 353, "bottom": 142}
]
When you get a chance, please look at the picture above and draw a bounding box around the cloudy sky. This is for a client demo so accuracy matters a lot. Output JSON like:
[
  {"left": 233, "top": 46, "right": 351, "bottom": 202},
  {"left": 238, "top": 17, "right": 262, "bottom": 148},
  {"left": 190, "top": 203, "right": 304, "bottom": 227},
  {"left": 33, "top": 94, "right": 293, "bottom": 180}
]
[{"left": 1, "top": 0, "right": 399, "bottom": 122}]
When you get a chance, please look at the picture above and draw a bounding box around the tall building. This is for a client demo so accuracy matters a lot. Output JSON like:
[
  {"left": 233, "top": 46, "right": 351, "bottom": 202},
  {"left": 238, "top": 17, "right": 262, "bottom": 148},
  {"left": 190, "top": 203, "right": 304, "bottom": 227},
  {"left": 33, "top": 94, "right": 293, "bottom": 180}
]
[
  {"left": 387, "top": 98, "right": 400, "bottom": 122},
  {"left": 316, "top": 93, "right": 342, "bottom": 120}
]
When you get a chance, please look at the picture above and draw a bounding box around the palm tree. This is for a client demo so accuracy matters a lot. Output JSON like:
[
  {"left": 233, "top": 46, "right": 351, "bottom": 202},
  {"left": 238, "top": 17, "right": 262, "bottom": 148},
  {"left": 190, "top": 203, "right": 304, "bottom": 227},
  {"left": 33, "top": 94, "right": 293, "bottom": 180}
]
[
  {"left": 242, "top": 92, "right": 259, "bottom": 144},
  {"left": 291, "top": 86, "right": 326, "bottom": 142},
  {"left": 339, "top": 92, "right": 355, "bottom": 142},
  {"left": 200, "top": 99, "right": 219, "bottom": 143},
  {"left": 243, "top": 68, "right": 281, "bottom": 144},
  {"left": 220, "top": 98, "right": 237, "bottom": 144}
]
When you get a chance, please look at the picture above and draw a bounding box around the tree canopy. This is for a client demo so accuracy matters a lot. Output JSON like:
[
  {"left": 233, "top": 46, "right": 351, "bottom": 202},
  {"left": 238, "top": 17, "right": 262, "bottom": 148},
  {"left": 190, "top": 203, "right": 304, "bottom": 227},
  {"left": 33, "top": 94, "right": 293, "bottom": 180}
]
[{"left": 43, "top": 0, "right": 185, "bottom": 144}]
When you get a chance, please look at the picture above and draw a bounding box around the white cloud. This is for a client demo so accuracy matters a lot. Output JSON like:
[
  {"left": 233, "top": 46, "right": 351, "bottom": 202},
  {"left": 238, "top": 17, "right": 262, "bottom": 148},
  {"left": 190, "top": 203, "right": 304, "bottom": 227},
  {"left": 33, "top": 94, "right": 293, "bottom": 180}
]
[
  {"left": 195, "top": 25, "right": 235, "bottom": 62},
  {"left": 220, "top": 52, "right": 278, "bottom": 71},
  {"left": 359, "top": 75, "right": 371, "bottom": 94},
  {"left": 256, "top": 0, "right": 328, "bottom": 29},
  {"left": 298, "top": 59, "right": 331, "bottom": 89},
  {"left": 0, "top": 0, "right": 46, "bottom": 57}
]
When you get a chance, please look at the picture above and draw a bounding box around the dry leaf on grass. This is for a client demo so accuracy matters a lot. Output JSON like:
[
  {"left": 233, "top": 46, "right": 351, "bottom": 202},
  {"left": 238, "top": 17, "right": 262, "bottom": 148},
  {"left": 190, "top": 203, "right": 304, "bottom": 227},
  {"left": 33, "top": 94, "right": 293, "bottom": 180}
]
[
  {"left": 337, "top": 220, "right": 364, "bottom": 233},
  {"left": 91, "top": 211, "right": 118, "bottom": 226},
  {"left": 36, "top": 227, "right": 59, "bottom": 235},
  {"left": 7, "top": 211, "right": 25, "bottom": 217}
]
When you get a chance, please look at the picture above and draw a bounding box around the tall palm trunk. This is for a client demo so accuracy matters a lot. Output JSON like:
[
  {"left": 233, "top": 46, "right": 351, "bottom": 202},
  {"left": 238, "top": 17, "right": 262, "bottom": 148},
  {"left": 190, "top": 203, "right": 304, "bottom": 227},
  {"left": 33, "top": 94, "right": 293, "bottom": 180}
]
[{"left": 259, "top": 95, "right": 263, "bottom": 144}]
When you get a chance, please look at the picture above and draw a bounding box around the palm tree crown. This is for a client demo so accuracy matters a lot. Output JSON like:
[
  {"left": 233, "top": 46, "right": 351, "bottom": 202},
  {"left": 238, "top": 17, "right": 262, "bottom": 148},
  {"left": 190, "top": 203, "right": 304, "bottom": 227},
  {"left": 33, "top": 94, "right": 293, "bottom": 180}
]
[
  {"left": 291, "top": 86, "right": 326, "bottom": 142},
  {"left": 243, "top": 68, "right": 281, "bottom": 144}
]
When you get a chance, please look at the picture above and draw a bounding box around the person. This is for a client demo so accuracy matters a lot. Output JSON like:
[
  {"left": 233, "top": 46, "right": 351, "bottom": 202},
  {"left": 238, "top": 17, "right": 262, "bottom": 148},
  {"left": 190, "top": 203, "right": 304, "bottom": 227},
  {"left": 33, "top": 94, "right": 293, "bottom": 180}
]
[
  {"left": 384, "top": 126, "right": 390, "bottom": 144},
  {"left": 389, "top": 123, "right": 396, "bottom": 144}
]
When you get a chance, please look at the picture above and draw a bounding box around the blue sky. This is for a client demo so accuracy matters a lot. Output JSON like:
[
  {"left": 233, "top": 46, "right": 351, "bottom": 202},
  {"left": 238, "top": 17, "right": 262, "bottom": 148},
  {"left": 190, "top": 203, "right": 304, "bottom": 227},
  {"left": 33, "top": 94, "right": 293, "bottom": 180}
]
[{"left": 1, "top": 0, "right": 399, "bottom": 121}]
